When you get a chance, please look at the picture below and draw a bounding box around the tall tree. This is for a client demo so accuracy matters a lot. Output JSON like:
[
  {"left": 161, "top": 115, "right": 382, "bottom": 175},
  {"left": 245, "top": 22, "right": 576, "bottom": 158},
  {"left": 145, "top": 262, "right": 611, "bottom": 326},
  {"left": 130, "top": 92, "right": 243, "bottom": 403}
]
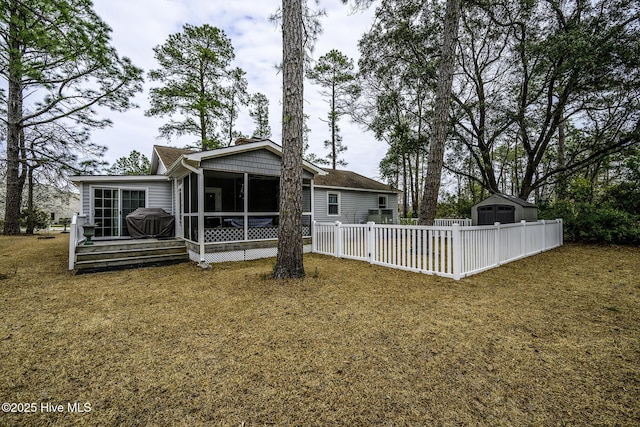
[
  {"left": 22, "top": 121, "right": 104, "bottom": 233},
  {"left": 307, "top": 49, "right": 360, "bottom": 169},
  {"left": 274, "top": 0, "right": 306, "bottom": 279},
  {"left": 447, "top": 0, "right": 640, "bottom": 200},
  {"left": 354, "top": 0, "right": 443, "bottom": 214},
  {"left": 220, "top": 67, "right": 249, "bottom": 146},
  {"left": 419, "top": 0, "right": 462, "bottom": 225},
  {"left": 146, "top": 24, "right": 235, "bottom": 151},
  {"left": 248, "top": 92, "right": 272, "bottom": 139},
  {"left": 107, "top": 150, "right": 151, "bottom": 175},
  {"left": 1, "top": 0, "right": 143, "bottom": 235}
]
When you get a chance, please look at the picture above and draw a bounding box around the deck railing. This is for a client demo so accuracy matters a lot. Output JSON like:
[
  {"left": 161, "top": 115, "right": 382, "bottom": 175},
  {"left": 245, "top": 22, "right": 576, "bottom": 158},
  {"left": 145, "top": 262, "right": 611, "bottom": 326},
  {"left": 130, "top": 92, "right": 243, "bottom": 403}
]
[
  {"left": 313, "top": 219, "right": 563, "bottom": 280},
  {"left": 68, "top": 214, "right": 87, "bottom": 270}
]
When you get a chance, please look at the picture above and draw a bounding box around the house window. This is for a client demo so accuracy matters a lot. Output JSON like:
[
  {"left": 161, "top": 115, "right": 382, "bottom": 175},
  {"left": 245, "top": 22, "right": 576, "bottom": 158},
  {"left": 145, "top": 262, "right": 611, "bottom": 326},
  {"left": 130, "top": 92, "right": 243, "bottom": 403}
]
[
  {"left": 328, "top": 192, "right": 340, "bottom": 216},
  {"left": 378, "top": 195, "right": 388, "bottom": 209}
]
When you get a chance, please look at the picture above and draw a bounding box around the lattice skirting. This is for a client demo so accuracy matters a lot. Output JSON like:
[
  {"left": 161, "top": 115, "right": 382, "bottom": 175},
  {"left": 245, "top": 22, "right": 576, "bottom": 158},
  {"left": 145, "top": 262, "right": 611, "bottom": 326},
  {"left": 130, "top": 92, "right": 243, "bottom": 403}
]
[
  {"left": 205, "top": 226, "right": 312, "bottom": 242},
  {"left": 189, "top": 244, "right": 312, "bottom": 264}
]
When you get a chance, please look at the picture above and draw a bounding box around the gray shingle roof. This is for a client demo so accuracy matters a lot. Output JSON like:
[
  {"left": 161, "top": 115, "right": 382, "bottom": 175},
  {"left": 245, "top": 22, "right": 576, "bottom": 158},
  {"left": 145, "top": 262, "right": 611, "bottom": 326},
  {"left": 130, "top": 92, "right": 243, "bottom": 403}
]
[
  {"left": 153, "top": 145, "right": 197, "bottom": 173},
  {"left": 314, "top": 168, "right": 398, "bottom": 192}
]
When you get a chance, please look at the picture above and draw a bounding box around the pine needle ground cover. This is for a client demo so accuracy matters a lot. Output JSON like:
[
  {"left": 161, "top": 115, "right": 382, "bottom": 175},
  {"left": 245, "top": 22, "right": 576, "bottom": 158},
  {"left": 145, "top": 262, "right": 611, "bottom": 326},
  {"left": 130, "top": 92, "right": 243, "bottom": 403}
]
[{"left": 1, "top": 234, "right": 638, "bottom": 426}]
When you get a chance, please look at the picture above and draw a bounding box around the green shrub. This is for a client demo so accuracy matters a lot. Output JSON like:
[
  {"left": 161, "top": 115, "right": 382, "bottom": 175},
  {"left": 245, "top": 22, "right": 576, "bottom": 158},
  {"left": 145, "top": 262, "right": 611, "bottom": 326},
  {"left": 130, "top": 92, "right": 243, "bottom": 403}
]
[
  {"left": 541, "top": 200, "right": 640, "bottom": 245},
  {"left": 19, "top": 208, "right": 51, "bottom": 232}
]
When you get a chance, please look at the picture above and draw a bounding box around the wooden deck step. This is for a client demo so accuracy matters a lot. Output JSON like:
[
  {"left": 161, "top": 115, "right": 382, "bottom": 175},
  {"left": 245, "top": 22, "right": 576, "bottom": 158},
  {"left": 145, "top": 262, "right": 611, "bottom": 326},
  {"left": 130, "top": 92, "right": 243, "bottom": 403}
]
[{"left": 74, "top": 238, "right": 189, "bottom": 272}]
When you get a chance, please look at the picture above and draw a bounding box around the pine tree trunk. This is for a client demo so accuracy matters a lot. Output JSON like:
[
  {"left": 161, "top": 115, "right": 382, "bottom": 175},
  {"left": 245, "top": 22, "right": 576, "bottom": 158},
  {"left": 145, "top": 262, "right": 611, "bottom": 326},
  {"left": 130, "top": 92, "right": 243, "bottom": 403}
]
[
  {"left": 419, "top": 0, "right": 461, "bottom": 225},
  {"left": 274, "top": 0, "right": 305, "bottom": 279},
  {"left": 26, "top": 165, "right": 35, "bottom": 235},
  {"left": 3, "top": 7, "right": 24, "bottom": 235}
]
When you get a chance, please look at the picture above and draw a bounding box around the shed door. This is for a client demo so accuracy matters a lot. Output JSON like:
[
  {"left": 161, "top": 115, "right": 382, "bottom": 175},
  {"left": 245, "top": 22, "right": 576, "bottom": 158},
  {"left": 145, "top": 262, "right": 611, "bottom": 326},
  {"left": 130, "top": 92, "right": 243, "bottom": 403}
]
[
  {"left": 477, "top": 206, "right": 495, "bottom": 225},
  {"left": 477, "top": 204, "right": 515, "bottom": 225},
  {"left": 495, "top": 205, "right": 515, "bottom": 224}
]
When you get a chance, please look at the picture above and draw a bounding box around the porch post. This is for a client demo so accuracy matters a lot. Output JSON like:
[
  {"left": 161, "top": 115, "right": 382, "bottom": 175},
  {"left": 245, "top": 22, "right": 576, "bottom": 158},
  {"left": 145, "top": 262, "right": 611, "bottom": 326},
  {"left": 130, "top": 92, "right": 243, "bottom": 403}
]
[
  {"left": 243, "top": 173, "right": 249, "bottom": 241},
  {"left": 198, "top": 172, "right": 205, "bottom": 264},
  {"left": 172, "top": 178, "right": 179, "bottom": 238}
]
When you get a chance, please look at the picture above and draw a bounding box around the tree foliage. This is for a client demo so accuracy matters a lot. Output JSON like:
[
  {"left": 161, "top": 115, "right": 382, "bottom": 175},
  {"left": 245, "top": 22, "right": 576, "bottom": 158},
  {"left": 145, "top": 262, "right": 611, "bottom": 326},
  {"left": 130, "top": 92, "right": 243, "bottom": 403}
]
[
  {"left": 220, "top": 67, "right": 249, "bottom": 146},
  {"left": 107, "top": 150, "right": 151, "bottom": 176},
  {"left": 448, "top": 0, "right": 640, "bottom": 200},
  {"left": 355, "top": 0, "right": 640, "bottom": 228},
  {"left": 248, "top": 92, "right": 272, "bottom": 139},
  {"left": 356, "top": 0, "right": 442, "bottom": 215},
  {"left": 1, "top": 0, "right": 143, "bottom": 234},
  {"left": 307, "top": 49, "right": 360, "bottom": 169},
  {"left": 146, "top": 24, "right": 236, "bottom": 150}
]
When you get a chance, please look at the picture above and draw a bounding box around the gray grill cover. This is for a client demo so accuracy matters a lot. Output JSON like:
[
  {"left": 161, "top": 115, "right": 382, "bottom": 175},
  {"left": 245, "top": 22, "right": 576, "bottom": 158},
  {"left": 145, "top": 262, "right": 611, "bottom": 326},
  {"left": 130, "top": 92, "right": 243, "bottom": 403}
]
[{"left": 126, "top": 208, "right": 175, "bottom": 238}]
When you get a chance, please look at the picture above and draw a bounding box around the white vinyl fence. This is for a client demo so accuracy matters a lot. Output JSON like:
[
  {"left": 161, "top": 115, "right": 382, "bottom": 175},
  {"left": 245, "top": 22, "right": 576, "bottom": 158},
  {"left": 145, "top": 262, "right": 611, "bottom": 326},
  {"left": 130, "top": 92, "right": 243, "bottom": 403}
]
[
  {"left": 400, "top": 218, "right": 472, "bottom": 226},
  {"left": 313, "top": 219, "right": 563, "bottom": 280}
]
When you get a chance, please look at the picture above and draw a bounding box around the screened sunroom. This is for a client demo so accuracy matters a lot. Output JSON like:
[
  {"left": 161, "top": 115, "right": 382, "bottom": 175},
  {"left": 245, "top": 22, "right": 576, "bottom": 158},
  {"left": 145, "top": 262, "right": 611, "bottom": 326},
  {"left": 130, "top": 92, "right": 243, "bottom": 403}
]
[
  {"left": 165, "top": 140, "right": 323, "bottom": 263},
  {"left": 179, "top": 170, "right": 313, "bottom": 244}
]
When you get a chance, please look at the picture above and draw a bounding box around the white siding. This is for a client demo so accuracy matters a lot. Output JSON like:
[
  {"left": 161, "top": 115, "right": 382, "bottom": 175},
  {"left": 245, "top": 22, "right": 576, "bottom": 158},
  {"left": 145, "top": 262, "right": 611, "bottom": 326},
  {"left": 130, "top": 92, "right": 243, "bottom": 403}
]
[{"left": 80, "top": 179, "right": 173, "bottom": 219}]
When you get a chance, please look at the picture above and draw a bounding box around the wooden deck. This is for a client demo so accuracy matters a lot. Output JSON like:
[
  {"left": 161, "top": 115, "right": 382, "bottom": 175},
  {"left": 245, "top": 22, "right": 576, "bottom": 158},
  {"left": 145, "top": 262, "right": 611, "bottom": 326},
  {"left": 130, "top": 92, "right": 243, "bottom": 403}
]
[{"left": 74, "top": 238, "right": 189, "bottom": 273}]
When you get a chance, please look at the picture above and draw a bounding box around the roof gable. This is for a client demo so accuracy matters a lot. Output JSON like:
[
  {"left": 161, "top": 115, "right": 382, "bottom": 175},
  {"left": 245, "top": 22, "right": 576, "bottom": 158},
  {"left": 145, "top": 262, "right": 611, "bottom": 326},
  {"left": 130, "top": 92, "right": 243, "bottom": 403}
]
[
  {"left": 151, "top": 145, "right": 197, "bottom": 174},
  {"left": 166, "top": 139, "right": 326, "bottom": 177}
]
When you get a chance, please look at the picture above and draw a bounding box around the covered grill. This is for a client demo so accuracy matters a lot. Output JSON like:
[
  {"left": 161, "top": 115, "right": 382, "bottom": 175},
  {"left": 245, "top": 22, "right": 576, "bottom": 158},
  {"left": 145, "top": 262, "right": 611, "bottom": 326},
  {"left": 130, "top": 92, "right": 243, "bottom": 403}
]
[{"left": 125, "top": 208, "right": 175, "bottom": 238}]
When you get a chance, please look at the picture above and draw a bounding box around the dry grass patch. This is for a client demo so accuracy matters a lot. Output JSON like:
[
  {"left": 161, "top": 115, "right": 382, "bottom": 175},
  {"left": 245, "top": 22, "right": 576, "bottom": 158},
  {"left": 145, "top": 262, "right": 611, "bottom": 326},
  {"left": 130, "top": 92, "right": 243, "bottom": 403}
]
[{"left": 0, "top": 234, "right": 639, "bottom": 426}]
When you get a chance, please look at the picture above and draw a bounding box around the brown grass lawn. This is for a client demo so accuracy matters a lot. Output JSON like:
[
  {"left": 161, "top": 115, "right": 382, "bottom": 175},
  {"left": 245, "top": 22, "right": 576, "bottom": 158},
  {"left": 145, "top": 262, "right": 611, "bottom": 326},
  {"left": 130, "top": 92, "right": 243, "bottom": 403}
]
[{"left": 0, "top": 234, "right": 639, "bottom": 426}]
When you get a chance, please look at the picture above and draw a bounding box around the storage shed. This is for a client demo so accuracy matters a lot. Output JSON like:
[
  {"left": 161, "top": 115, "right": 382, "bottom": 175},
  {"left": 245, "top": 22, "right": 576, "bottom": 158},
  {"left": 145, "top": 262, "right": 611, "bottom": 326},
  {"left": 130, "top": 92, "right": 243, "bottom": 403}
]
[{"left": 471, "top": 194, "right": 538, "bottom": 225}]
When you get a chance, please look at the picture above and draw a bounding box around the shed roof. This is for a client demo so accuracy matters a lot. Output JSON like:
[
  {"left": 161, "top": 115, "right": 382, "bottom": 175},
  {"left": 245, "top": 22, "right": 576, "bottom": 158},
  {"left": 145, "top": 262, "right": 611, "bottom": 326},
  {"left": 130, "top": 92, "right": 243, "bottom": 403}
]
[
  {"left": 484, "top": 193, "right": 537, "bottom": 208},
  {"left": 314, "top": 169, "right": 400, "bottom": 193}
]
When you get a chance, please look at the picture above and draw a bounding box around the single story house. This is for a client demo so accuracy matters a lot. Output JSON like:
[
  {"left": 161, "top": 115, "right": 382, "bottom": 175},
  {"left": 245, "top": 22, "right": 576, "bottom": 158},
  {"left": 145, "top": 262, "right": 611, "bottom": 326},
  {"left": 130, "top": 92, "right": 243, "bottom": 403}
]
[
  {"left": 70, "top": 139, "right": 400, "bottom": 265},
  {"left": 471, "top": 193, "right": 538, "bottom": 225}
]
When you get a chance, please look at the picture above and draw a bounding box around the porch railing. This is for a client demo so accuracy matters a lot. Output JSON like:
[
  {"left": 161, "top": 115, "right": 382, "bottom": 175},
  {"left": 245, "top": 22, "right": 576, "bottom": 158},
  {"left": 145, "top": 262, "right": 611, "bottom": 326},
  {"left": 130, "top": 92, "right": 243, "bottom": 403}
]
[{"left": 313, "top": 219, "right": 563, "bottom": 280}]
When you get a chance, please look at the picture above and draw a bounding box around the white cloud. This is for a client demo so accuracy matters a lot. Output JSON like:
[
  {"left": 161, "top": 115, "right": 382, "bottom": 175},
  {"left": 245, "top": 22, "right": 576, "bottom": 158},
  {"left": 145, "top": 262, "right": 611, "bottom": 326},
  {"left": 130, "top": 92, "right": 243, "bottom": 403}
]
[{"left": 90, "top": 0, "right": 384, "bottom": 179}]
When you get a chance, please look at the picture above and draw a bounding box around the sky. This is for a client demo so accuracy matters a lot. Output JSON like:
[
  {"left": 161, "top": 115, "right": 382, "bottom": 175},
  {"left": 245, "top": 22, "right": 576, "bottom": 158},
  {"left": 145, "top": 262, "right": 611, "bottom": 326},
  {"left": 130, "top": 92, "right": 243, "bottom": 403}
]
[{"left": 90, "top": 0, "right": 387, "bottom": 180}]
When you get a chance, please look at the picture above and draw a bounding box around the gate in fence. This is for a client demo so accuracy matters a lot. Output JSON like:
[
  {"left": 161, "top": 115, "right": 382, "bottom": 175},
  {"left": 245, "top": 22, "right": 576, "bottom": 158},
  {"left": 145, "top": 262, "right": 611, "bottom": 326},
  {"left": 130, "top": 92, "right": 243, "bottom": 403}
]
[{"left": 313, "top": 219, "right": 563, "bottom": 280}]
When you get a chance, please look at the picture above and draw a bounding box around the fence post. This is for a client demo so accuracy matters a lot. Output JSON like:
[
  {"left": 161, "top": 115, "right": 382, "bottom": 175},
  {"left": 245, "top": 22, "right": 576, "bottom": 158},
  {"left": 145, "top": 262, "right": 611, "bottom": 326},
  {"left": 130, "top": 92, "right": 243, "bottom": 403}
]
[
  {"left": 558, "top": 218, "right": 564, "bottom": 246},
  {"left": 494, "top": 222, "right": 501, "bottom": 266},
  {"left": 367, "top": 221, "right": 375, "bottom": 264},
  {"left": 452, "top": 223, "right": 461, "bottom": 280},
  {"left": 312, "top": 221, "right": 317, "bottom": 253},
  {"left": 520, "top": 220, "right": 527, "bottom": 256},
  {"left": 541, "top": 219, "right": 546, "bottom": 250},
  {"left": 335, "top": 221, "right": 342, "bottom": 258},
  {"left": 68, "top": 215, "right": 78, "bottom": 270}
]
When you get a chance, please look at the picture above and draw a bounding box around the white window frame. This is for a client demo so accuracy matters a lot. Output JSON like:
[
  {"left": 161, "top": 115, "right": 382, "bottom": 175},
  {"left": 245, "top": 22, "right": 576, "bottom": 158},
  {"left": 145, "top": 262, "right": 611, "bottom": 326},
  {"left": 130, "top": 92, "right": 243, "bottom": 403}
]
[
  {"left": 378, "top": 195, "right": 388, "bottom": 209},
  {"left": 327, "top": 192, "right": 340, "bottom": 216}
]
